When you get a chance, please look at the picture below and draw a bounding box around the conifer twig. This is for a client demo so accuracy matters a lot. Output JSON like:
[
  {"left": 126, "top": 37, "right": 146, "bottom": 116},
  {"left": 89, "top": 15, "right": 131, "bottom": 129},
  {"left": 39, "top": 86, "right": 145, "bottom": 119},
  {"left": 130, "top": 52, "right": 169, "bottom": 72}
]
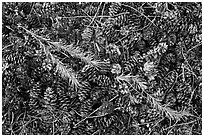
[{"left": 116, "top": 73, "right": 197, "bottom": 122}]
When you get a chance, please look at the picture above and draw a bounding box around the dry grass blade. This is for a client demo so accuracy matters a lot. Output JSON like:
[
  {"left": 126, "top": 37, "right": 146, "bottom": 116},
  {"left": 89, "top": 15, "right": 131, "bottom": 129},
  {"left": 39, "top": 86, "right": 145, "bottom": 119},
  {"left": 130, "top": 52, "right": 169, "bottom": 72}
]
[{"left": 87, "top": 2, "right": 102, "bottom": 28}]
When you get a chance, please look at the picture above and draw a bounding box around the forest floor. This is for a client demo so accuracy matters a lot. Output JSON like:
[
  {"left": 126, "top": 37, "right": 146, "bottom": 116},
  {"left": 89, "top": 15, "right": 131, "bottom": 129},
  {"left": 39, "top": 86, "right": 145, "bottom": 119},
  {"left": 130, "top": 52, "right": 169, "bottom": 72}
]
[{"left": 2, "top": 2, "right": 202, "bottom": 135}]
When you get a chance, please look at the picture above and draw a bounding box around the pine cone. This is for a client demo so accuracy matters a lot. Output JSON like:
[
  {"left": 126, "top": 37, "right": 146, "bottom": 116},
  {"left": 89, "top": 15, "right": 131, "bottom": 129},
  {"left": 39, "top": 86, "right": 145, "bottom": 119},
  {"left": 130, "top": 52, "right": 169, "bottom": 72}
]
[
  {"left": 28, "top": 82, "right": 42, "bottom": 114},
  {"left": 80, "top": 99, "right": 93, "bottom": 117},
  {"left": 44, "top": 87, "right": 58, "bottom": 109},
  {"left": 18, "top": 2, "right": 34, "bottom": 16},
  {"left": 129, "top": 94, "right": 143, "bottom": 105},
  {"left": 28, "top": 97, "right": 41, "bottom": 114},
  {"left": 77, "top": 81, "right": 91, "bottom": 101},
  {"left": 176, "top": 83, "right": 191, "bottom": 107},
  {"left": 145, "top": 108, "right": 161, "bottom": 122}
]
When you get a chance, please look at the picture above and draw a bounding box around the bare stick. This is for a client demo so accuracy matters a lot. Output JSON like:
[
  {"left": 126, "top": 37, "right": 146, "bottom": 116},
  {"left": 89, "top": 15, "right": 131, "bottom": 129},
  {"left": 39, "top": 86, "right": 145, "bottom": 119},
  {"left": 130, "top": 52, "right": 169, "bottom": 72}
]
[
  {"left": 73, "top": 95, "right": 118, "bottom": 128},
  {"left": 121, "top": 3, "right": 159, "bottom": 29}
]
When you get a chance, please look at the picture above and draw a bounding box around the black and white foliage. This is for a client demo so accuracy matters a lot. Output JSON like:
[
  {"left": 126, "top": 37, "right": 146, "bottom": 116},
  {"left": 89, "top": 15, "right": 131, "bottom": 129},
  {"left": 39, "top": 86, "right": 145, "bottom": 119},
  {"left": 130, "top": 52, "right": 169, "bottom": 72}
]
[{"left": 2, "top": 2, "right": 202, "bottom": 135}]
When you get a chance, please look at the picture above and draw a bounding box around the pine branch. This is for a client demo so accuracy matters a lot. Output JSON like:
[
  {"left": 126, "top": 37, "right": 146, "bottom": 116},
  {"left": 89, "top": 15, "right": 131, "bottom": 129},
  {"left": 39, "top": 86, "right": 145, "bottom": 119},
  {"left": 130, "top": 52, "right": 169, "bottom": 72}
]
[
  {"left": 146, "top": 94, "right": 195, "bottom": 121},
  {"left": 116, "top": 74, "right": 148, "bottom": 91},
  {"left": 116, "top": 73, "right": 197, "bottom": 121},
  {"left": 50, "top": 54, "right": 80, "bottom": 89},
  {"left": 18, "top": 25, "right": 109, "bottom": 71},
  {"left": 17, "top": 26, "right": 81, "bottom": 89},
  {"left": 50, "top": 41, "right": 109, "bottom": 69}
]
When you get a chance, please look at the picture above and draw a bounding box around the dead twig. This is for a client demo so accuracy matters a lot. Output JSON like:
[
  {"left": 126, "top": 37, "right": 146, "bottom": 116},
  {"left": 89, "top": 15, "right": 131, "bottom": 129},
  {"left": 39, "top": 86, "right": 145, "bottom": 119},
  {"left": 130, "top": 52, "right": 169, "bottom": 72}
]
[
  {"left": 121, "top": 3, "right": 159, "bottom": 29},
  {"left": 73, "top": 95, "right": 118, "bottom": 128}
]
